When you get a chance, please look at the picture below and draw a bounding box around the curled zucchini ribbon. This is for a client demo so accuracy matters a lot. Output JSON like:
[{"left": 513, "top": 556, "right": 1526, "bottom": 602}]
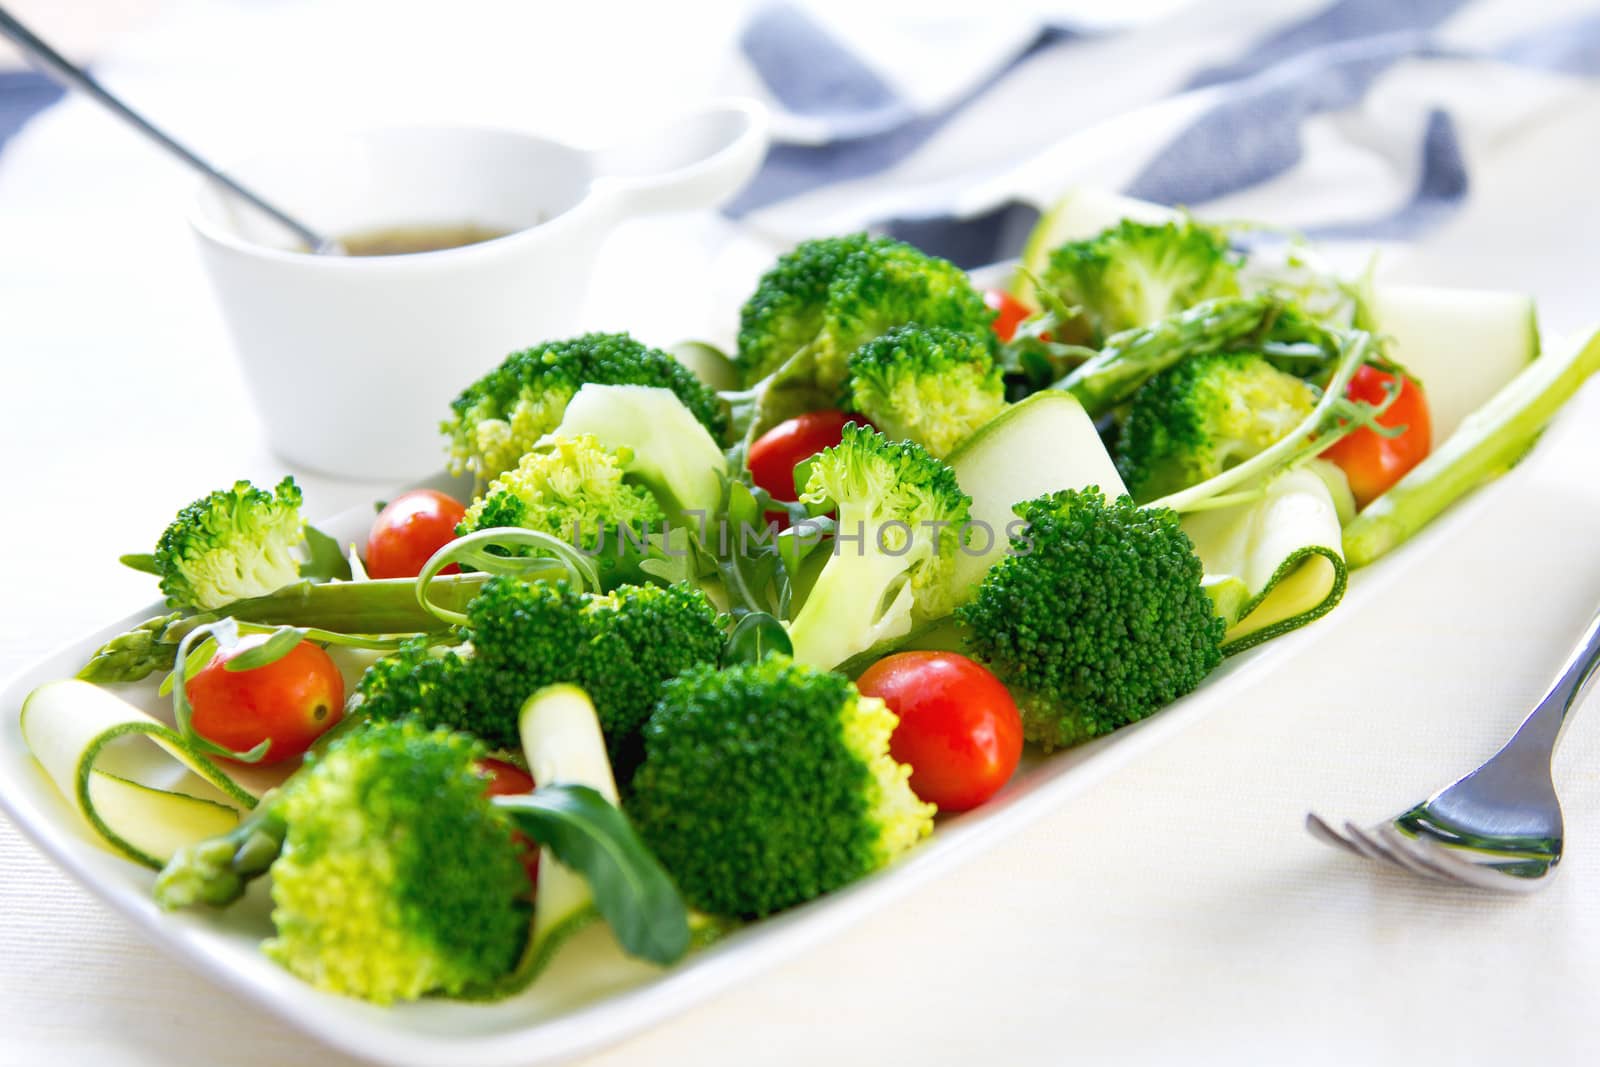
[
  {"left": 1184, "top": 465, "right": 1349, "bottom": 655},
  {"left": 21, "top": 680, "right": 256, "bottom": 869}
]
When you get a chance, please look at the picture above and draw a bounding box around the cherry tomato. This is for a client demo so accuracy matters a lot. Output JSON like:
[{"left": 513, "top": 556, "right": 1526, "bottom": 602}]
[
  {"left": 1320, "top": 366, "right": 1432, "bottom": 509},
  {"left": 478, "top": 757, "right": 535, "bottom": 796},
  {"left": 366, "top": 489, "right": 467, "bottom": 579},
  {"left": 749, "top": 411, "right": 874, "bottom": 530},
  {"left": 856, "top": 651, "right": 1023, "bottom": 812},
  {"left": 186, "top": 635, "right": 345, "bottom": 765},
  {"left": 477, "top": 758, "right": 540, "bottom": 884},
  {"left": 984, "top": 288, "right": 1034, "bottom": 343},
  {"left": 749, "top": 411, "right": 872, "bottom": 503}
]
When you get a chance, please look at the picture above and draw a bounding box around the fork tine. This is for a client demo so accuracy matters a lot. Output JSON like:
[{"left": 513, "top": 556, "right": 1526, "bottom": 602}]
[
  {"left": 1374, "top": 825, "right": 1460, "bottom": 883},
  {"left": 1342, "top": 822, "right": 1412, "bottom": 870},
  {"left": 1308, "top": 812, "right": 1520, "bottom": 888},
  {"left": 1401, "top": 833, "right": 1553, "bottom": 894},
  {"left": 1305, "top": 812, "right": 1364, "bottom": 855}
]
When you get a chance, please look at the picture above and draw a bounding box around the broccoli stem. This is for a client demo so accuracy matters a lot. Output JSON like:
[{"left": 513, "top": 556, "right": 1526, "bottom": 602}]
[
  {"left": 786, "top": 538, "right": 922, "bottom": 669},
  {"left": 1343, "top": 328, "right": 1600, "bottom": 568},
  {"left": 153, "top": 797, "right": 287, "bottom": 910},
  {"left": 1149, "top": 331, "right": 1373, "bottom": 514}
]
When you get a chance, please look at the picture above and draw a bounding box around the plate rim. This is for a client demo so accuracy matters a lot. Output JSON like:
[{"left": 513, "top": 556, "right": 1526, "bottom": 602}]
[{"left": 2, "top": 368, "right": 1587, "bottom": 1067}]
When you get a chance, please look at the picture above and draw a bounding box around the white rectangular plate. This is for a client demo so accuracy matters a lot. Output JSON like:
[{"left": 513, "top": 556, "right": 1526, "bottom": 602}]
[{"left": 5, "top": 376, "right": 1599, "bottom": 1067}]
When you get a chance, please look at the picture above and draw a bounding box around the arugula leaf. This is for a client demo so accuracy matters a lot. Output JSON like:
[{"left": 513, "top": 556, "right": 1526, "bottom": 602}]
[
  {"left": 299, "top": 524, "right": 353, "bottom": 582},
  {"left": 497, "top": 784, "right": 690, "bottom": 966},
  {"left": 722, "top": 612, "right": 792, "bottom": 666}
]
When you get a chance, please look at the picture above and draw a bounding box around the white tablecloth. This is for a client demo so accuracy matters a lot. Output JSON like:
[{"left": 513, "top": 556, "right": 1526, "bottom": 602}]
[{"left": 5, "top": 2, "right": 1600, "bottom": 1064}]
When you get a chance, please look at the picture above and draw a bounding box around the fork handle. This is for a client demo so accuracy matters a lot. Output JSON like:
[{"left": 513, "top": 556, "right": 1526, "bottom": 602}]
[{"left": 1504, "top": 606, "right": 1600, "bottom": 762}]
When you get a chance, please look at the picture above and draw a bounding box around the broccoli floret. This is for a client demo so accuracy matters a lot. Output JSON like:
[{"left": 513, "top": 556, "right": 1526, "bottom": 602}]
[
  {"left": 1056, "top": 295, "right": 1338, "bottom": 418},
  {"left": 1115, "top": 352, "right": 1319, "bottom": 501},
  {"left": 1042, "top": 218, "right": 1241, "bottom": 341},
  {"left": 843, "top": 324, "right": 1006, "bottom": 458},
  {"left": 443, "top": 333, "right": 729, "bottom": 485},
  {"left": 153, "top": 477, "right": 306, "bottom": 611},
  {"left": 458, "top": 386, "right": 732, "bottom": 588},
  {"left": 460, "top": 434, "right": 664, "bottom": 570},
  {"left": 784, "top": 424, "right": 972, "bottom": 669},
  {"left": 356, "top": 578, "right": 724, "bottom": 774},
  {"left": 736, "top": 233, "right": 873, "bottom": 386},
  {"left": 628, "top": 656, "right": 933, "bottom": 917},
  {"left": 735, "top": 234, "right": 995, "bottom": 390},
  {"left": 958, "top": 488, "right": 1224, "bottom": 750},
  {"left": 350, "top": 636, "right": 477, "bottom": 732},
  {"left": 548, "top": 383, "right": 729, "bottom": 523},
  {"left": 155, "top": 720, "right": 530, "bottom": 1004}
]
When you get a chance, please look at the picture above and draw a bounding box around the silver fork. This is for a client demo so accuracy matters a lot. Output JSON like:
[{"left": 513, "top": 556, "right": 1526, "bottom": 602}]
[{"left": 1307, "top": 607, "right": 1600, "bottom": 891}]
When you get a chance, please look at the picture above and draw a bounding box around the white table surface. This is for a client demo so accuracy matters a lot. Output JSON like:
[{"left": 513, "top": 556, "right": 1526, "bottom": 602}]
[{"left": 6, "top": 3, "right": 1600, "bottom": 1065}]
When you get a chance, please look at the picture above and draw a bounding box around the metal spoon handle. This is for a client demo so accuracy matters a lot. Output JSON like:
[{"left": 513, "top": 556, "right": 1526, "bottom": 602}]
[{"left": 0, "top": 6, "right": 338, "bottom": 253}]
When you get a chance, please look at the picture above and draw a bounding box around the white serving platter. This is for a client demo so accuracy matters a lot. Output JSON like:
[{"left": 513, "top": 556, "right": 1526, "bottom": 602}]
[{"left": 4, "top": 362, "right": 1599, "bottom": 1067}]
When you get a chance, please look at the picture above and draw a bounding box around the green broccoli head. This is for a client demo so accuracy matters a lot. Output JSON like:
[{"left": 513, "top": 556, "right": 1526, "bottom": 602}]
[
  {"left": 628, "top": 655, "right": 933, "bottom": 917},
  {"left": 442, "top": 333, "right": 729, "bottom": 485},
  {"left": 958, "top": 488, "right": 1224, "bottom": 750},
  {"left": 843, "top": 324, "right": 1006, "bottom": 458},
  {"left": 357, "top": 580, "right": 589, "bottom": 752},
  {"left": 578, "top": 583, "right": 729, "bottom": 774},
  {"left": 356, "top": 578, "right": 724, "bottom": 776},
  {"left": 350, "top": 636, "right": 475, "bottom": 734},
  {"left": 785, "top": 424, "right": 972, "bottom": 669},
  {"left": 735, "top": 233, "right": 995, "bottom": 389},
  {"left": 153, "top": 476, "right": 305, "bottom": 611},
  {"left": 1115, "top": 352, "right": 1318, "bottom": 502},
  {"left": 1043, "top": 218, "right": 1242, "bottom": 341},
  {"left": 736, "top": 233, "right": 875, "bottom": 386},
  {"left": 459, "top": 434, "right": 664, "bottom": 556},
  {"left": 262, "top": 719, "right": 530, "bottom": 1004}
]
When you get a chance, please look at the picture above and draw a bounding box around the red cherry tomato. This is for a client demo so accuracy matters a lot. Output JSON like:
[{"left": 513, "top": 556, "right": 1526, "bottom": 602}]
[
  {"left": 855, "top": 651, "right": 1023, "bottom": 812},
  {"left": 749, "top": 411, "right": 871, "bottom": 503},
  {"left": 749, "top": 411, "right": 874, "bottom": 530},
  {"left": 366, "top": 489, "right": 467, "bottom": 579},
  {"left": 984, "top": 289, "right": 1034, "bottom": 343},
  {"left": 185, "top": 635, "right": 345, "bottom": 765},
  {"left": 1320, "top": 366, "right": 1432, "bottom": 509},
  {"left": 477, "top": 758, "right": 540, "bottom": 885},
  {"left": 478, "top": 757, "right": 535, "bottom": 796}
]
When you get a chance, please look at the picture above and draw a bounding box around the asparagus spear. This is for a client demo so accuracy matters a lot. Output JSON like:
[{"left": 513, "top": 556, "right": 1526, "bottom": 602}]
[{"left": 1344, "top": 327, "right": 1600, "bottom": 567}]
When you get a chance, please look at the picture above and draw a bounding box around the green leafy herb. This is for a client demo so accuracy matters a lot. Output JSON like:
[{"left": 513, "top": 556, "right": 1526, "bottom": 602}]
[
  {"left": 224, "top": 627, "right": 305, "bottom": 671},
  {"left": 722, "top": 612, "right": 792, "bottom": 666},
  {"left": 497, "top": 785, "right": 690, "bottom": 966},
  {"left": 299, "top": 524, "right": 353, "bottom": 582}
]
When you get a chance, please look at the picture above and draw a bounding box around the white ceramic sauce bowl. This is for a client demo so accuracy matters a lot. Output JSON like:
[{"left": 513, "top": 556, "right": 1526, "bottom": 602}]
[{"left": 190, "top": 100, "right": 767, "bottom": 480}]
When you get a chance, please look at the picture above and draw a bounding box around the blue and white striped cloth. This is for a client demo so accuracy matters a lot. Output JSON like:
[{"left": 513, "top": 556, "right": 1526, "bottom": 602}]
[
  {"left": 6, "top": 0, "right": 1595, "bottom": 332},
  {"left": 716, "top": 0, "right": 1600, "bottom": 269},
  {"left": 0, "top": 70, "right": 62, "bottom": 156}
]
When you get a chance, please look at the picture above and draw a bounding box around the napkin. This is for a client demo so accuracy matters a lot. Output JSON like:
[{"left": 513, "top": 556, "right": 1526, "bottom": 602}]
[
  {"left": 0, "top": 70, "right": 62, "bottom": 154},
  {"left": 721, "top": 0, "right": 1600, "bottom": 272}
]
